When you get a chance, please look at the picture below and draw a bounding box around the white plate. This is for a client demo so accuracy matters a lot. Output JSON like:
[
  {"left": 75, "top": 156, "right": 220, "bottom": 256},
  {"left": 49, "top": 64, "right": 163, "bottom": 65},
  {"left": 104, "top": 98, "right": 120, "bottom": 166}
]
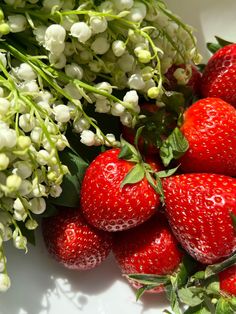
[{"left": 1, "top": 1, "right": 236, "bottom": 313}]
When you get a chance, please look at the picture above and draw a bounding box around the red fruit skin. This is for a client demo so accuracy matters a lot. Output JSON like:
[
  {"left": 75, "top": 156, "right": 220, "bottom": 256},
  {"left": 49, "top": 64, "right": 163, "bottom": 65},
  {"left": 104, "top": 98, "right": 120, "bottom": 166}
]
[
  {"left": 180, "top": 97, "right": 236, "bottom": 176},
  {"left": 163, "top": 174, "right": 236, "bottom": 265},
  {"left": 80, "top": 148, "right": 160, "bottom": 232},
  {"left": 42, "top": 208, "right": 112, "bottom": 270},
  {"left": 165, "top": 64, "right": 201, "bottom": 95},
  {"left": 219, "top": 265, "right": 236, "bottom": 296},
  {"left": 112, "top": 214, "right": 183, "bottom": 293},
  {"left": 201, "top": 44, "right": 236, "bottom": 106}
]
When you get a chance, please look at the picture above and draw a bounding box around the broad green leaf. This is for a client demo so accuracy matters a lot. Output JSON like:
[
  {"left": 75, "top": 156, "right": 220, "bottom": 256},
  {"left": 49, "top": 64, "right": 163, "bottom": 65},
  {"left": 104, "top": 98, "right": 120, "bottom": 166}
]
[
  {"left": 215, "top": 36, "right": 233, "bottom": 47},
  {"left": 216, "top": 298, "right": 234, "bottom": 314},
  {"left": 190, "top": 271, "right": 205, "bottom": 281},
  {"left": 176, "top": 255, "right": 199, "bottom": 288},
  {"left": 120, "top": 163, "right": 145, "bottom": 188},
  {"left": 178, "top": 288, "right": 204, "bottom": 307},
  {"left": 50, "top": 148, "right": 88, "bottom": 208},
  {"left": 205, "top": 252, "right": 236, "bottom": 278},
  {"left": 160, "top": 128, "right": 189, "bottom": 167}
]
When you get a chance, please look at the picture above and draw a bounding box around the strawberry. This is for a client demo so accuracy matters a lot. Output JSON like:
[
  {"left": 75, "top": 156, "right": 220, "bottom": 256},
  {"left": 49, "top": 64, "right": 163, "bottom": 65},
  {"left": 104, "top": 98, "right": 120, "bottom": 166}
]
[
  {"left": 163, "top": 173, "right": 236, "bottom": 264},
  {"left": 42, "top": 208, "right": 112, "bottom": 270},
  {"left": 201, "top": 44, "right": 236, "bottom": 106},
  {"left": 80, "top": 148, "right": 160, "bottom": 232},
  {"left": 112, "top": 213, "right": 184, "bottom": 293},
  {"left": 180, "top": 97, "right": 236, "bottom": 176},
  {"left": 219, "top": 265, "right": 236, "bottom": 296},
  {"left": 165, "top": 64, "right": 201, "bottom": 96}
]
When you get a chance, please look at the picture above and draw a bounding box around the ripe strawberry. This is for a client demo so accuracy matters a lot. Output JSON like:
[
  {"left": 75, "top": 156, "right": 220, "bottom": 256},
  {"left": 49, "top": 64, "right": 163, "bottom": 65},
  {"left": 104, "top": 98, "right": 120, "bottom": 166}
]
[
  {"left": 112, "top": 213, "right": 184, "bottom": 293},
  {"left": 180, "top": 97, "right": 236, "bottom": 176},
  {"left": 219, "top": 265, "right": 236, "bottom": 296},
  {"left": 163, "top": 174, "right": 236, "bottom": 264},
  {"left": 42, "top": 208, "right": 112, "bottom": 270},
  {"left": 165, "top": 64, "right": 201, "bottom": 95},
  {"left": 80, "top": 148, "right": 160, "bottom": 232},
  {"left": 201, "top": 44, "right": 236, "bottom": 106}
]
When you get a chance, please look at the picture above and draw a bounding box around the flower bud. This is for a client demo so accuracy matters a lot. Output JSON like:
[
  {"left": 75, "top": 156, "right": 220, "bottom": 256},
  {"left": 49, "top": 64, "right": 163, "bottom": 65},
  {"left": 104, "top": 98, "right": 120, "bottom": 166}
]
[
  {"left": 70, "top": 22, "right": 92, "bottom": 43},
  {"left": 13, "top": 235, "right": 27, "bottom": 250},
  {"left": 112, "top": 40, "right": 126, "bottom": 57},
  {"left": 8, "top": 15, "right": 27, "bottom": 33},
  {"left": 25, "top": 219, "right": 38, "bottom": 230},
  {"left": 6, "top": 174, "right": 22, "bottom": 192},
  {"left": 0, "top": 153, "right": 9, "bottom": 171},
  {"left": 53, "top": 104, "right": 71, "bottom": 123},
  {"left": 0, "top": 274, "right": 11, "bottom": 292},
  {"left": 80, "top": 130, "right": 96, "bottom": 146},
  {"left": 29, "top": 197, "right": 46, "bottom": 214}
]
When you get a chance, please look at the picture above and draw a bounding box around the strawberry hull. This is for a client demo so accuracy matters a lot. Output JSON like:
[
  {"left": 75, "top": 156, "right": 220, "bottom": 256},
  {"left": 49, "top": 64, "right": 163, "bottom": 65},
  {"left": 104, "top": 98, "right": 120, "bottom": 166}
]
[{"left": 163, "top": 173, "right": 236, "bottom": 265}]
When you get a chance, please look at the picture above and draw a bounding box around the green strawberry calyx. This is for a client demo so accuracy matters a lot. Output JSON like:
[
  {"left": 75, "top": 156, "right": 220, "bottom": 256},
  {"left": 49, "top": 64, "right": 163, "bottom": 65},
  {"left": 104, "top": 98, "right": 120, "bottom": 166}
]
[{"left": 118, "top": 129, "right": 178, "bottom": 203}]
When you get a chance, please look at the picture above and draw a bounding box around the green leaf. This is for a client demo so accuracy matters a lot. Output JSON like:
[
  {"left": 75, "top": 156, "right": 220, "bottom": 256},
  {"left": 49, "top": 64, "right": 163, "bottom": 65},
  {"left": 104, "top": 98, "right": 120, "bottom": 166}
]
[
  {"left": 119, "top": 137, "right": 139, "bottom": 162},
  {"left": 215, "top": 36, "right": 233, "bottom": 47},
  {"left": 204, "top": 252, "right": 236, "bottom": 278},
  {"left": 165, "top": 283, "right": 182, "bottom": 314},
  {"left": 160, "top": 127, "right": 189, "bottom": 166},
  {"left": 120, "top": 163, "right": 145, "bottom": 188},
  {"left": 50, "top": 148, "right": 88, "bottom": 208},
  {"left": 178, "top": 288, "right": 204, "bottom": 307},
  {"left": 206, "top": 42, "right": 221, "bottom": 54},
  {"left": 162, "top": 91, "right": 185, "bottom": 114},
  {"left": 128, "top": 273, "right": 170, "bottom": 286},
  {"left": 176, "top": 255, "right": 199, "bottom": 288},
  {"left": 190, "top": 271, "right": 205, "bottom": 281},
  {"left": 216, "top": 298, "right": 234, "bottom": 314},
  {"left": 134, "top": 126, "right": 145, "bottom": 149},
  {"left": 230, "top": 212, "right": 236, "bottom": 231},
  {"left": 136, "top": 285, "right": 149, "bottom": 300},
  {"left": 156, "top": 166, "right": 179, "bottom": 178},
  {"left": 206, "top": 277, "right": 220, "bottom": 294},
  {"left": 184, "top": 304, "right": 211, "bottom": 314}
]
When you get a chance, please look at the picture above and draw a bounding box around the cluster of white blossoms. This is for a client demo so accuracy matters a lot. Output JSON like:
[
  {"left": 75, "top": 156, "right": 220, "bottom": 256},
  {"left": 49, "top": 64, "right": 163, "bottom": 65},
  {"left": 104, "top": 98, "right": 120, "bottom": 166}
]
[{"left": 0, "top": 0, "right": 200, "bottom": 291}]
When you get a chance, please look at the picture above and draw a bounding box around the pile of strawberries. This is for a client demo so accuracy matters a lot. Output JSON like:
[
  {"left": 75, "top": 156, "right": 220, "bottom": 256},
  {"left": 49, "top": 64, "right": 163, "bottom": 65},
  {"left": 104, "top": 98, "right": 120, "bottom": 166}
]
[{"left": 42, "top": 43, "right": 236, "bottom": 312}]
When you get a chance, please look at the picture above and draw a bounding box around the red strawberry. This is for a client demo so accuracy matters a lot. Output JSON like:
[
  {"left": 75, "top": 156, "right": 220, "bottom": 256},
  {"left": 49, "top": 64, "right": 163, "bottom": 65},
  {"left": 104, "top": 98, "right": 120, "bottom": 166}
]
[
  {"left": 112, "top": 213, "right": 184, "bottom": 293},
  {"left": 219, "top": 265, "right": 236, "bottom": 296},
  {"left": 201, "top": 44, "right": 236, "bottom": 106},
  {"left": 165, "top": 64, "right": 201, "bottom": 95},
  {"left": 180, "top": 97, "right": 236, "bottom": 176},
  {"left": 42, "top": 208, "right": 112, "bottom": 270},
  {"left": 163, "top": 174, "right": 236, "bottom": 264},
  {"left": 80, "top": 148, "right": 160, "bottom": 232}
]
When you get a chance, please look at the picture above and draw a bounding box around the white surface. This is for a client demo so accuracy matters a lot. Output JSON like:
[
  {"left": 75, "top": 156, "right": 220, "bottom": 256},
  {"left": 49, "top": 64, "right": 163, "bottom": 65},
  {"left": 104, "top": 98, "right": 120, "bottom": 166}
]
[{"left": 1, "top": 1, "right": 236, "bottom": 314}]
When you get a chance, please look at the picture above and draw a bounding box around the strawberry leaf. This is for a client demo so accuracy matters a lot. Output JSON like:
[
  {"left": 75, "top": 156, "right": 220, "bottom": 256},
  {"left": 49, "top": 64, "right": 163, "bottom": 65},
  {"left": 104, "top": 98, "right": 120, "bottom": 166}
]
[
  {"left": 206, "top": 42, "right": 222, "bottom": 54},
  {"left": 127, "top": 273, "right": 170, "bottom": 286},
  {"left": 165, "top": 283, "right": 182, "bottom": 314},
  {"left": 119, "top": 137, "right": 140, "bottom": 163},
  {"left": 215, "top": 36, "right": 233, "bottom": 47},
  {"left": 160, "top": 127, "right": 189, "bottom": 166},
  {"left": 156, "top": 166, "right": 179, "bottom": 178},
  {"left": 178, "top": 287, "right": 204, "bottom": 307},
  {"left": 120, "top": 163, "right": 145, "bottom": 188},
  {"left": 136, "top": 286, "right": 148, "bottom": 300},
  {"left": 184, "top": 304, "right": 212, "bottom": 314},
  {"left": 204, "top": 252, "right": 236, "bottom": 278},
  {"left": 134, "top": 126, "right": 145, "bottom": 149},
  {"left": 216, "top": 298, "right": 234, "bottom": 314}
]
